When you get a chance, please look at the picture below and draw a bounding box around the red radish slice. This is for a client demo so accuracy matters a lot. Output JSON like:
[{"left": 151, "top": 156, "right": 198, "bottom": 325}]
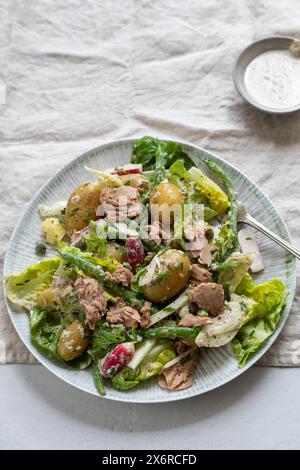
[
  {"left": 99, "top": 342, "right": 135, "bottom": 378},
  {"left": 238, "top": 228, "right": 264, "bottom": 273},
  {"left": 111, "top": 168, "right": 141, "bottom": 176},
  {"left": 125, "top": 238, "right": 145, "bottom": 273},
  {"left": 106, "top": 164, "right": 143, "bottom": 175}
]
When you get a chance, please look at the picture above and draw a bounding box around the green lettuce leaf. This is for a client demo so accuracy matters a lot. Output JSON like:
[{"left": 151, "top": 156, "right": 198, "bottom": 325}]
[
  {"left": 60, "top": 244, "right": 120, "bottom": 272},
  {"left": 131, "top": 136, "right": 160, "bottom": 169},
  {"left": 144, "top": 142, "right": 171, "bottom": 203},
  {"left": 218, "top": 252, "right": 253, "bottom": 294},
  {"left": 168, "top": 160, "right": 215, "bottom": 222},
  {"left": 232, "top": 296, "right": 286, "bottom": 367},
  {"left": 236, "top": 276, "right": 286, "bottom": 319},
  {"left": 30, "top": 307, "right": 65, "bottom": 360},
  {"left": 5, "top": 258, "right": 60, "bottom": 309},
  {"left": 167, "top": 159, "right": 191, "bottom": 190},
  {"left": 163, "top": 141, "right": 194, "bottom": 169},
  {"left": 84, "top": 221, "right": 107, "bottom": 257},
  {"left": 204, "top": 160, "right": 238, "bottom": 264},
  {"left": 188, "top": 166, "right": 229, "bottom": 215},
  {"left": 205, "top": 159, "right": 238, "bottom": 225},
  {"left": 131, "top": 136, "right": 194, "bottom": 171},
  {"left": 213, "top": 221, "right": 238, "bottom": 264},
  {"left": 232, "top": 277, "right": 286, "bottom": 366},
  {"left": 111, "top": 344, "right": 175, "bottom": 390},
  {"left": 235, "top": 272, "right": 254, "bottom": 296}
]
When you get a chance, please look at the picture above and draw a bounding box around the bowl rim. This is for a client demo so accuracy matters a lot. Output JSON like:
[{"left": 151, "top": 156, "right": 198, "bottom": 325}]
[
  {"left": 233, "top": 35, "right": 300, "bottom": 114},
  {"left": 2, "top": 137, "right": 297, "bottom": 403}
]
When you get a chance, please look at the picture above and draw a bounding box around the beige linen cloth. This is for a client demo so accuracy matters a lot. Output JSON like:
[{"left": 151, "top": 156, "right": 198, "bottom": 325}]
[{"left": 0, "top": 0, "right": 299, "bottom": 365}]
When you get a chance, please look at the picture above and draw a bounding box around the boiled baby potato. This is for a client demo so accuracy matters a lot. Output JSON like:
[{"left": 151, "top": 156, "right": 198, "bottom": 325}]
[
  {"left": 150, "top": 182, "right": 185, "bottom": 221},
  {"left": 64, "top": 182, "right": 102, "bottom": 236},
  {"left": 42, "top": 217, "right": 65, "bottom": 245},
  {"left": 142, "top": 249, "right": 191, "bottom": 302},
  {"left": 57, "top": 320, "right": 89, "bottom": 362},
  {"left": 106, "top": 243, "right": 126, "bottom": 263}
]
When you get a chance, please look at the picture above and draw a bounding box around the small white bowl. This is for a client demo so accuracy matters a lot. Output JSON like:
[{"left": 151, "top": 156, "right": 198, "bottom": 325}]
[{"left": 233, "top": 36, "right": 300, "bottom": 114}]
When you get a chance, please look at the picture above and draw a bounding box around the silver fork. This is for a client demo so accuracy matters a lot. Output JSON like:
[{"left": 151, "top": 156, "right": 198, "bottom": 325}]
[{"left": 237, "top": 202, "right": 300, "bottom": 261}]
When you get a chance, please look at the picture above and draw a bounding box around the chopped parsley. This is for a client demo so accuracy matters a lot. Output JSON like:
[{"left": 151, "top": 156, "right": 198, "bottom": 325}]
[
  {"left": 69, "top": 207, "right": 79, "bottom": 217},
  {"left": 163, "top": 307, "right": 176, "bottom": 313},
  {"left": 155, "top": 272, "right": 168, "bottom": 282},
  {"left": 84, "top": 210, "right": 95, "bottom": 222},
  {"left": 196, "top": 309, "right": 209, "bottom": 317},
  {"left": 240, "top": 301, "right": 251, "bottom": 314}
]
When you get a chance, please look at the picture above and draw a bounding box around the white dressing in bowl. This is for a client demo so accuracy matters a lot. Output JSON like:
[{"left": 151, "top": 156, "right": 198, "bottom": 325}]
[{"left": 244, "top": 49, "right": 300, "bottom": 111}]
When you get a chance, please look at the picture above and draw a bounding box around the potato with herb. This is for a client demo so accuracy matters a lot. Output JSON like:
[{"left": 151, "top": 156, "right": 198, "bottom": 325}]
[
  {"left": 140, "top": 249, "right": 191, "bottom": 302},
  {"left": 150, "top": 182, "right": 185, "bottom": 221},
  {"left": 42, "top": 218, "right": 65, "bottom": 245},
  {"left": 57, "top": 320, "right": 89, "bottom": 361},
  {"left": 64, "top": 182, "right": 102, "bottom": 236}
]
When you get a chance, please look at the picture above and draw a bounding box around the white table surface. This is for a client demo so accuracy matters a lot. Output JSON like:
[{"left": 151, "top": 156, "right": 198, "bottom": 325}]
[{"left": 0, "top": 365, "right": 299, "bottom": 450}]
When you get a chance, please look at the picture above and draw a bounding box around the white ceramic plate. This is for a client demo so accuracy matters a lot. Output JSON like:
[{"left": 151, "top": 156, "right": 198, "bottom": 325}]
[{"left": 3, "top": 139, "right": 296, "bottom": 403}]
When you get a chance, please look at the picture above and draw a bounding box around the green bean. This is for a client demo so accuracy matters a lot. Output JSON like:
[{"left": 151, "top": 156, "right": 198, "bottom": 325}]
[
  {"left": 92, "top": 361, "right": 106, "bottom": 396},
  {"left": 143, "top": 326, "right": 200, "bottom": 340}
]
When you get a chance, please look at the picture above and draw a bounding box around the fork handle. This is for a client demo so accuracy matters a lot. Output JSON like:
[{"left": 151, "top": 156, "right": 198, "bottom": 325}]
[{"left": 242, "top": 214, "right": 300, "bottom": 261}]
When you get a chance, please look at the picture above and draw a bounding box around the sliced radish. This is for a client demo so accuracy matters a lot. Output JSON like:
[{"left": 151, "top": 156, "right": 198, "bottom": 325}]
[
  {"left": 99, "top": 342, "right": 135, "bottom": 378},
  {"left": 111, "top": 168, "right": 141, "bottom": 176},
  {"left": 107, "top": 164, "right": 143, "bottom": 175},
  {"left": 238, "top": 228, "right": 264, "bottom": 273},
  {"left": 125, "top": 238, "right": 145, "bottom": 273}
]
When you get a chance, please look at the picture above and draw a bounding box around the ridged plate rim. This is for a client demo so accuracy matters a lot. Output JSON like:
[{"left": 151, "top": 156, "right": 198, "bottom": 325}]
[{"left": 3, "top": 138, "right": 296, "bottom": 403}]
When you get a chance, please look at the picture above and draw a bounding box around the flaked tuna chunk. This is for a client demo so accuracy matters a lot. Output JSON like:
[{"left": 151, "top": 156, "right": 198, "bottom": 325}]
[
  {"left": 48, "top": 275, "right": 76, "bottom": 308},
  {"left": 144, "top": 221, "right": 169, "bottom": 245},
  {"left": 74, "top": 277, "right": 107, "bottom": 330},
  {"left": 178, "top": 314, "right": 213, "bottom": 327},
  {"left": 98, "top": 186, "right": 142, "bottom": 221},
  {"left": 158, "top": 356, "right": 197, "bottom": 391},
  {"left": 52, "top": 274, "right": 74, "bottom": 292},
  {"left": 197, "top": 237, "right": 212, "bottom": 265},
  {"left": 189, "top": 264, "right": 212, "bottom": 285},
  {"left": 110, "top": 266, "right": 134, "bottom": 287},
  {"left": 106, "top": 298, "right": 141, "bottom": 328},
  {"left": 174, "top": 340, "right": 190, "bottom": 355},
  {"left": 185, "top": 225, "right": 212, "bottom": 266},
  {"left": 139, "top": 301, "right": 152, "bottom": 328},
  {"left": 106, "top": 298, "right": 151, "bottom": 329},
  {"left": 189, "top": 282, "right": 224, "bottom": 316}
]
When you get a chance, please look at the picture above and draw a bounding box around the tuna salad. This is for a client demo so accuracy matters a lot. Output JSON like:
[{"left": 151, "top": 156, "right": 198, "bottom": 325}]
[{"left": 5, "top": 136, "right": 287, "bottom": 396}]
